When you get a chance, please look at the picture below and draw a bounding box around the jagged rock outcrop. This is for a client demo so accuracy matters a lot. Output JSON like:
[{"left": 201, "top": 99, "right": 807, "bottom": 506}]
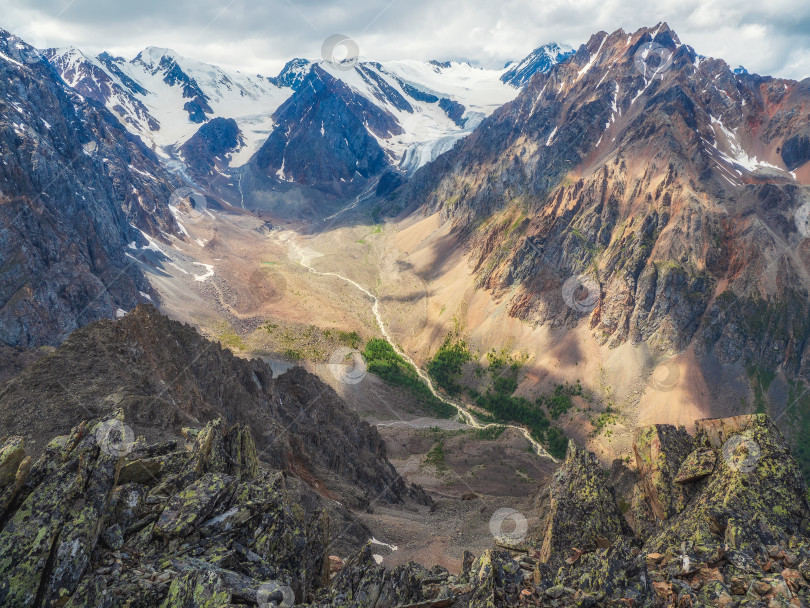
[
  {"left": 0, "top": 415, "right": 330, "bottom": 607},
  {"left": 0, "top": 304, "right": 419, "bottom": 509},
  {"left": 0, "top": 405, "right": 808, "bottom": 606},
  {"left": 518, "top": 414, "right": 810, "bottom": 606},
  {"left": 318, "top": 413, "right": 810, "bottom": 607},
  {"left": 634, "top": 424, "right": 695, "bottom": 522},
  {"left": 537, "top": 442, "right": 630, "bottom": 564}
]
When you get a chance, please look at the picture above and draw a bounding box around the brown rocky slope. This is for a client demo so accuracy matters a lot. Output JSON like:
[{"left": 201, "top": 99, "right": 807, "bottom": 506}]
[{"left": 391, "top": 24, "right": 810, "bottom": 439}]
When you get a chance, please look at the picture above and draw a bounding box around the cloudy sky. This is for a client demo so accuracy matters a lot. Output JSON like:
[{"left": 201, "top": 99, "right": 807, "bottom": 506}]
[{"left": 2, "top": 0, "right": 809, "bottom": 80}]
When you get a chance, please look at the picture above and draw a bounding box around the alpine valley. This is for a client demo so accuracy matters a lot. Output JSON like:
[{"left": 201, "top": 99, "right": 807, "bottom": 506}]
[{"left": 1, "top": 18, "right": 810, "bottom": 608}]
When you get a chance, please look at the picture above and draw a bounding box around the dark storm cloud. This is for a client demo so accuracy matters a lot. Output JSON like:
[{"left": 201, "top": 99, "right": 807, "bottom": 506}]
[{"left": 1, "top": 0, "right": 809, "bottom": 79}]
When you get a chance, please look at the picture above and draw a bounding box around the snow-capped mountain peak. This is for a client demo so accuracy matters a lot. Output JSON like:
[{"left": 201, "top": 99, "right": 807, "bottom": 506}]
[
  {"left": 501, "top": 42, "right": 575, "bottom": 87},
  {"left": 46, "top": 45, "right": 294, "bottom": 164},
  {"left": 44, "top": 38, "right": 575, "bottom": 195},
  {"left": 132, "top": 46, "right": 180, "bottom": 70}
]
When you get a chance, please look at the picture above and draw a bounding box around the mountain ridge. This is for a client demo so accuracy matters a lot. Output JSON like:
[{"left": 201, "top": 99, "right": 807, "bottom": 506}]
[
  {"left": 0, "top": 29, "right": 182, "bottom": 349},
  {"left": 40, "top": 38, "right": 567, "bottom": 200}
]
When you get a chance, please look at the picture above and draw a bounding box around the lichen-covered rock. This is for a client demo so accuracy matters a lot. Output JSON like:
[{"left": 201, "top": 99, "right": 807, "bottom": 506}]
[
  {"left": 674, "top": 447, "right": 717, "bottom": 484},
  {"left": 2, "top": 404, "right": 809, "bottom": 608},
  {"left": 647, "top": 415, "right": 810, "bottom": 564},
  {"left": 0, "top": 412, "right": 123, "bottom": 607},
  {"left": 554, "top": 536, "right": 649, "bottom": 604},
  {"left": 319, "top": 543, "right": 429, "bottom": 607},
  {"left": 154, "top": 472, "right": 235, "bottom": 539},
  {"left": 159, "top": 570, "right": 231, "bottom": 608},
  {"left": 0, "top": 413, "right": 331, "bottom": 607},
  {"left": 467, "top": 550, "right": 524, "bottom": 607},
  {"left": 636, "top": 415, "right": 810, "bottom": 607},
  {"left": 634, "top": 424, "right": 695, "bottom": 520},
  {"left": 695, "top": 415, "right": 758, "bottom": 448},
  {"left": 538, "top": 442, "right": 629, "bottom": 564},
  {"left": 0, "top": 436, "right": 30, "bottom": 519},
  {"left": 0, "top": 436, "right": 25, "bottom": 487}
]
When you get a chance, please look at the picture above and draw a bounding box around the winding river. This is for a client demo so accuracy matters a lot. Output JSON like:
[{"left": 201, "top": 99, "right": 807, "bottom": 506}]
[{"left": 277, "top": 231, "right": 558, "bottom": 463}]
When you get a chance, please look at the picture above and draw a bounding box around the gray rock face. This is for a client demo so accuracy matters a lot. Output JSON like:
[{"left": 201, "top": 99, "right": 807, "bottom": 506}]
[
  {"left": 252, "top": 65, "right": 397, "bottom": 197},
  {"left": 0, "top": 29, "right": 179, "bottom": 349},
  {"left": 179, "top": 117, "right": 243, "bottom": 176}
]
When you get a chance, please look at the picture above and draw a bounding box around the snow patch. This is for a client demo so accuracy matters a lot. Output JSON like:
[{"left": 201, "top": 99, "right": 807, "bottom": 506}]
[
  {"left": 576, "top": 34, "right": 607, "bottom": 81},
  {"left": 193, "top": 262, "right": 214, "bottom": 282},
  {"left": 370, "top": 538, "right": 398, "bottom": 551}
]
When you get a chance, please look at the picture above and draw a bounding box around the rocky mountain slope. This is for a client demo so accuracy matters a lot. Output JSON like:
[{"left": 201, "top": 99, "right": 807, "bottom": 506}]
[
  {"left": 0, "top": 29, "right": 180, "bottom": 350},
  {"left": 0, "top": 304, "right": 420, "bottom": 509},
  {"left": 0, "top": 403, "right": 807, "bottom": 607},
  {"left": 393, "top": 23, "right": 810, "bottom": 420}
]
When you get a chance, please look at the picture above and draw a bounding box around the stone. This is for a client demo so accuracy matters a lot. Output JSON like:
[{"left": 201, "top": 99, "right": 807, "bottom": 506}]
[
  {"left": 674, "top": 447, "right": 717, "bottom": 484},
  {"left": 0, "top": 436, "right": 25, "bottom": 487},
  {"left": 154, "top": 472, "right": 235, "bottom": 539},
  {"left": 634, "top": 424, "right": 695, "bottom": 520},
  {"left": 0, "top": 412, "right": 123, "bottom": 607},
  {"left": 538, "top": 442, "right": 629, "bottom": 563},
  {"left": 159, "top": 570, "right": 231, "bottom": 608}
]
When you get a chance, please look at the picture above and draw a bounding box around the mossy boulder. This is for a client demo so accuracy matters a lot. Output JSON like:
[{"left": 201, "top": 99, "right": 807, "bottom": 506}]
[
  {"left": 0, "top": 412, "right": 123, "bottom": 607},
  {"left": 154, "top": 472, "right": 235, "bottom": 539},
  {"left": 467, "top": 550, "right": 524, "bottom": 607},
  {"left": 0, "top": 436, "right": 25, "bottom": 487},
  {"left": 0, "top": 413, "right": 331, "bottom": 607},
  {"left": 159, "top": 570, "right": 231, "bottom": 608},
  {"left": 0, "top": 436, "right": 30, "bottom": 519}
]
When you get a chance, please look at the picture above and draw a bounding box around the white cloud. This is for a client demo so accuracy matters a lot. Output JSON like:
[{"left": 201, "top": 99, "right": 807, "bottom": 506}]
[{"left": 1, "top": 0, "right": 808, "bottom": 80}]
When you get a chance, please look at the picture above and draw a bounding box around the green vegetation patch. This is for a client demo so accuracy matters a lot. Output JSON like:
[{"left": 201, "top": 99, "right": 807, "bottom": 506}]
[
  {"left": 472, "top": 425, "right": 507, "bottom": 441},
  {"left": 324, "top": 329, "right": 362, "bottom": 349},
  {"left": 216, "top": 323, "right": 246, "bottom": 351},
  {"left": 747, "top": 365, "right": 776, "bottom": 415},
  {"left": 538, "top": 381, "right": 586, "bottom": 420},
  {"left": 472, "top": 368, "right": 569, "bottom": 460},
  {"left": 363, "top": 339, "right": 456, "bottom": 419},
  {"left": 422, "top": 441, "right": 448, "bottom": 470},
  {"left": 427, "top": 338, "right": 473, "bottom": 396}
]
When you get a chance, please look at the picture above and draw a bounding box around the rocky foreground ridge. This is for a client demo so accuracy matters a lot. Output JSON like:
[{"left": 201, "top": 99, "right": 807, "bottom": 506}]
[
  {"left": 0, "top": 407, "right": 808, "bottom": 606},
  {"left": 0, "top": 304, "right": 419, "bottom": 512}
]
